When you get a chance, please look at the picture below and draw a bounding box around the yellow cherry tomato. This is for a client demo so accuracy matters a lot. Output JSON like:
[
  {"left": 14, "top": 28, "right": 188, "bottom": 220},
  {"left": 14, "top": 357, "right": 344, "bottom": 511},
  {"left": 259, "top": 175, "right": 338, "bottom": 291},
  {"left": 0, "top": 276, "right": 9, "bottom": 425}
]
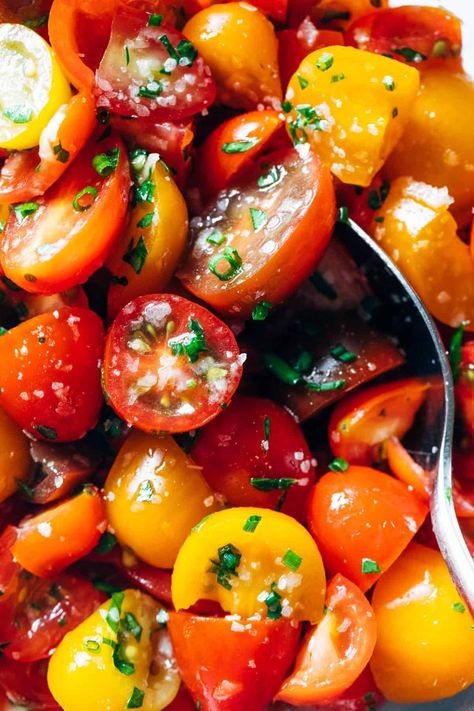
[
  {"left": 285, "top": 46, "right": 419, "bottom": 186},
  {"left": 0, "top": 406, "right": 31, "bottom": 503},
  {"left": 370, "top": 543, "right": 474, "bottom": 703},
  {"left": 48, "top": 589, "right": 179, "bottom": 711},
  {"left": 172, "top": 507, "right": 326, "bottom": 622},
  {"left": 107, "top": 159, "right": 188, "bottom": 319},
  {"left": 370, "top": 176, "right": 474, "bottom": 330},
  {"left": 183, "top": 2, "right": 282, "bottom": 110},
  {"left": 104, "top": 431, "right": 218, "bottom": 569},
  {"left": 0, "top": 24, "right": 71, "bottom": 150},
  {"left": 385, "top": 68, "right": 474, "bottom": 228}
]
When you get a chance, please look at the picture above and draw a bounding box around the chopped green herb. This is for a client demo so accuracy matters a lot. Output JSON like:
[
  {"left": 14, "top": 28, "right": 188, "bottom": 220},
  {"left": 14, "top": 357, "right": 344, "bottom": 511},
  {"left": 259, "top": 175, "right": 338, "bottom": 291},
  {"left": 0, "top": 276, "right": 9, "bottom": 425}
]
[
  {"left": 453, "top": 601, "right": 466, "bottom": 613},
  {"left": 293, "top": 350, "right": 313, "bottom": 374},
  {"left": 306, "top": 379, "right": 346, "bottom": 392},
  {"left": 221, "top": 139, "right": 259, "bottom": 154},
  {"left": 16, "top": 478, "right": 34, "bottom": 499},
  {"left": 127, "top": 687, "right": 145, "bottom": 709},
  {"left": 367, "top": 180, "right": 390, "bottom": 210},
  {"left": 297, "top": 75, "right": 308, "bottom": 90},
  {"left": 282, "top": 549, "right": 302, "bottom": 572},
  {"left": 263, "top": 352, "right": 301, "bottom": 386},
  {"left": 449, "top": 321, "right": 469, "bottom": 383},
  {"left": 106, "top": 591, "right": 124, "bottom": 633},
  {"left": 148, "top": 13, "right": 163, "bottom": 26},
  {"left": 176, "top": 39, "right": 198, "bottom": 66},
  {"left": 330, "top": 343, "right": 358, "bottom": 364},
  {"left": 264, "top": 583, "right": 282, "bottom": 619},
  {"left": 72, "top": 186, "right": 98, "bottom": 212},
  {"left": 58, "top": 614, "right": 67, "bottom": 627},
  {"left": 123, "top": 236, "right": 148, "bottom": 274},
  {"left": 53, "top": 141, "right": 70, "bottom": 163},
  {"left": 208, "top": 543, "right": 241, "bottom": 590},
  {"left": 24, "top": 14, "right": 49, "bottom": 28},
  {"left": 169, "top": 318, "right": 208, "bottom": 363},
  {"left": 130, "top": 148, "right": 148, "bottom": 173},
  {"left": 281, "top": 101, "right": 292, "bottom": 113},
  {"left": 92, "top": 147, "right": 120, "bottom": 177},
  {"left": 331, "top": 73, "right": 346, "bottom": 83},
  {"left": 3, "top": 106, "right": 33, "bottom": 124},
  {"left": 329, "top": 458, "right": 349, "bottom": 473},
  {"left": 383, "top": 76, "right": 396, "bottom": 91},
  {"left": 310, "top": 272, "right": 338, "bottom": 300},
  {"left": 445, "top": 486, "right": 453, "bottom": 503},
  {"left": 374, "top": 216, "right": 385, "bottom": 223},
  {"left": 208, "top": 246, "right": 243, "bottom": 281},
  {"left": 123, "top": 612, "right": 142, "bottom": 641},
  {"left": 138, "top": 81, "right": 163, "bottom": 99},
  {"left": 137, "top": 479, "right": 154, "bottom": 502},
  {"left": 156, "top": 608, "right": 169, "bottom": 627},
  {"left": 160, "top": 34, "right": 179, "bottom": 60},
  {"left": 361, "top": 558, "right": 381, "bottom": 574},
  {"left": 431, "top": 39, "right": 450, "bottom": 59},
  {"left": 112, "top": 642, "right": 136, "bottom": 676},
  {"left": 394, "top": 47, "right": 427, "bottom": 63},
  {"left": 206, "top": 230, "right": 225, "bottom": 246},
  {"left": 263, "top": 415, "right": 271, "bottom": 443},
  {"left": 316, "top": 52, "right": 334, "bottom": 71},
  {"left": 288, "top": 104, "right": 322, "bottom": 144},
  {"left": 250, "top": 207, "right": 267, "bottom": 231},
  {"left": 257, "top": 165, "right": 282, "bottom": 189},
  {"left": 135, "top": 179, "right": 155, "bottom": 203},
  {"left": 125, "top": 46, "right": 130, "bottom": 65},
  {"left": 85, "top": 639, "right": 101, "bottom": 653},
  {"left": 137, "top": 212, "right": 154, "bottom": 228},
  {"left": 338, "top": 206, "right": 349, "bottom": 223},
  {"left": 252, "top": 301, "right": 272, "bottom": 321},
  {"left": 0, "top": 327, "right": 8, "bottom": 336},
  {"left": 243, "top": 515, "right": 262, "bottom": 533},
  {"left": 94, "top": 532, "right": 117, "bottom": 555},
  {"left": 34, "top": 424, "right": 57, "bottom": 440},
  {"left": 14, "top": 202, "right": 40, "bottom": 224},
  {"left": 250, "top": 477, "right": 298, "bottom": 491}
]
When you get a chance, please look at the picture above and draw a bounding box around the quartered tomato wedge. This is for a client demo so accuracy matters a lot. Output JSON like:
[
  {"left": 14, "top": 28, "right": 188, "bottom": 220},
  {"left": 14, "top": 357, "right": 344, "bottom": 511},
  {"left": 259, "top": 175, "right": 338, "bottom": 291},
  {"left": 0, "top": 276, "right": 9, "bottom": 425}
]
[
  {"left": 28, "top": 439, "right": 99, "bottom": 504},
  {"left": 0, "top": 133, "right": 130, "bottom": 293},
  {"left": 103, "top": 294, "right": 244, "bottom": 433},
  {"left": 95, "top": 5, "right": 216, "bottom": 120},
  {"left": 179, "top": 146, "right": 336, "bottom": 318}
]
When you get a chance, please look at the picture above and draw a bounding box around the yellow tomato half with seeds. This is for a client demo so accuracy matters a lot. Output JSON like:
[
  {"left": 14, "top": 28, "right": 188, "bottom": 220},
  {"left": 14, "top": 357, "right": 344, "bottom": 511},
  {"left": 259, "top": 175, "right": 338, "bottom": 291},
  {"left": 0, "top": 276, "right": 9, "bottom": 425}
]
[
  {"left": 48, "top": 589, "right": 179, "bottom": 711},
  {"left": 0, "top": 24, "right": 71, "bottom": 150},
  {"left": 172, "top": 507, "right": 326, "bottom": 622}
]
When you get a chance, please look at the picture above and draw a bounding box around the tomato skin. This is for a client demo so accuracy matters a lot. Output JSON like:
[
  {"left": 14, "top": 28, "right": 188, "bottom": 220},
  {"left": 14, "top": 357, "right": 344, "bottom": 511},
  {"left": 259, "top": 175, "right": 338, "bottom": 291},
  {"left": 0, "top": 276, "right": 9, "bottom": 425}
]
[
  {"left": 168, "top": 612, "right": 301, "bottom": 711},
  {"left": 370, "top": 543, "right": 474, "bottom": 703},
  {"left": 307, "top": 466, "right": 428, "bottom": 592},
  {"left": 457, "top": 342, "right": 474, "bottom": 441},
  {"left": 0, "top": 133, "right": 130, "bottom": 294},
  {"left": 11, "top": 487, "right": 107, "bottom": 577},
  {"left": 195, "top": 110, "right": 284, "bottom": 202},
  {"left": 276, "top": 574, "right": 377, "bottom": 705},
  {"left": 288, "top": 0, "right": 388, "bottom": 29},
  {"left": 191, "top": 395, "right": 315, "bottom": 520},
  {"left": 328, "top": 378, "right": 428, "bottom": 465},
  {"left": 185, "top": 0, "right": 288, "bottom": 22},
  {"left": 179, "top": 147, "right": 336, "bottom": 318},
  {"left": 103, "top": 294, "right": 244, "bottom": 434},
  {"left": 0, "top": 407, "right": 31, "bottom": 504},
  {"left": 0, "top": 657, "right": 60, "bottom": 710},
  {"left": 345, "top": 7, "right": 462, "bottom": 64},
  {"left": 0, "top": 307, "right": 104, "bottom": 442},
  {"left": 278, "top": 20, "right": 344, "bottom": 89}
]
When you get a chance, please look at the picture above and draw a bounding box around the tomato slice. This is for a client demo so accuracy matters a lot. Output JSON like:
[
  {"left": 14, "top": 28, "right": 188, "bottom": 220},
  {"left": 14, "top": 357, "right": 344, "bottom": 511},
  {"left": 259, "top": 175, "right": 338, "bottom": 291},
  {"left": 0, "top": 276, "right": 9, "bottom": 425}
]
[
  {"left": 345, "top": 7, "right": 462, "bottom": 64},
  {"left": 11, "top": 486, "right": 107, "bottom": 578},
  {"left": 179, "top": 147, "right": 336, "bottom": 318},
  {"left": 307, "top": 465, "right": 428, "bottom": 592},
  {"left": 328, "top": 378, "right": 428, "bottom": 465},
  {"left": 0, "top": 133, "right": 130, "bottom": 294},
  {"left": 276, "top": 574, "right": 377, "bottom": 705},
  {"left": 0, "top": 93, "right": 97, "bottom": 205},
  {"left": 95, "top": 5, "right": 216, "bottom": 121},
  {"left": 103, "top": 294, "right": 244, "bottom": 433},
  {"left": 0, "top": 307, "right": 104, "bottom": 442},
  {"left": 28, "top": 439, "right": 99, "bottom": 504},
  {"left": 0, "top": 657, "right": 60, "bottom": 710},
  {"left": 191, "top": 395, "right": 315, "bottom": 520},
  {"left": 168, "top": 612, "right": 300, "bottom": 711}
]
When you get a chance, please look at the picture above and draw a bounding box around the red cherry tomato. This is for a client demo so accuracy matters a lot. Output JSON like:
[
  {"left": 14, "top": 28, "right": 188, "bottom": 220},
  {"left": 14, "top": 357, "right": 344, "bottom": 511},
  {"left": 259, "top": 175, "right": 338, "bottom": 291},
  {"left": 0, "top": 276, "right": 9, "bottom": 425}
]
[
  {"left": 179, "top": 147, "right": 336, "bottom": 318},
  {"left": 191, "top": 395, "right": 315, "bottom": 520},
  {"left": 276, "top": 574, "right": 377, "bottom": 705},
  {"left": 28, "top": 439, "right": 99, "bottom": 504},
  {"left": 306, "top": 665, "right": 385, "bottom": 711},
  {"left": 164, "top": 685, "right": 196, "bottom": 711},
  {"left": 184, "top": 0, "right": 288, "bottom": 23},
  {"left": 457, "top": 341, "right": 474, "bottom": 442},
  {"left": 95, "top": 5, "right": 216, "bottom": 121},
  {"left": 0, "top": 571, "right": 104, "bottom": 662},
  {"left": 167, "top": 612, "right": 300, "bottom": 711},
  {"left": 0, "top": 133, "right": 130, "bottom": 294},
  {"left": 0, "top": 307, "right": 104, "bottom": 442},
  {"left": 0, "top": 657, "right": 59, "bottom": 711},
  {"left": 307, "top": 466, "right": 428, "bottom": 592},
  {"left": 103, "top": 294, "right": 244, "bottom": 433},
  {"left": 345, "top": 6, "right": 462, "bottom": 64}
]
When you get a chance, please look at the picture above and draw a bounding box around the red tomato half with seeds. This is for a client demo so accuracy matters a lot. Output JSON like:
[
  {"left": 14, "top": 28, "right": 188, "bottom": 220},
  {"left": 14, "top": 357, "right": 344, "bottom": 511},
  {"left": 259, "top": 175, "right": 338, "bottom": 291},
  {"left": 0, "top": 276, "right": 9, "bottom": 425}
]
[
  {"left": 0, "top": 307, "right": 104, "bottom": 442},
  {"left": 191, "top": 395, "right": 315, "bottom": 520},
  {"left": 95, "top": 5, "right": 216, "bottom": 120},
  {"left": 179, "top": 147, "right": 336, "bottom": 318},
  {"left": 103, "top": 294, "right": 244, "bottom": 433}
]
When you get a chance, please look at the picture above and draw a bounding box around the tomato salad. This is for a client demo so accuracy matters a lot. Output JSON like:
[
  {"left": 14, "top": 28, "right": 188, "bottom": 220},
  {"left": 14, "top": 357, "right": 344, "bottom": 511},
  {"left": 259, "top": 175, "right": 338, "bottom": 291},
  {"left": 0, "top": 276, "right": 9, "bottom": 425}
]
[{"left": 0, "top": 1, "right": 474, "bottom": 710}]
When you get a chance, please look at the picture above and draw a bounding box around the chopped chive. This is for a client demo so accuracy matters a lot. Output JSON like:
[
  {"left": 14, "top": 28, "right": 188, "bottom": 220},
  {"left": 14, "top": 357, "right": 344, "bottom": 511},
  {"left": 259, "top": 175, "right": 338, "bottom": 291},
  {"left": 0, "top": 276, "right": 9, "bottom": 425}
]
[
  {"left": 252, "top": 301, "right": 272, "bottom": 321},
  {"left": 169, "top": 318, "right": 207, "bottom": 363},
  {"left": 176, "top": 39, "right": 197, "bottom": 66},
  {"left": 125, "top": 46, "right": 130, "bottom": 65},
  {"left": 208, "top": 543, "right": 241, "bottom": 590},
  {"left": 53, "top": 141, "right": 70, "bottom": 163},
  {"left": 206, "top": 230, "right": 225, "bottom": 246},
  {"left": 72, "top": 186, "right": 98, "bottom": 212},
  {"left": 58, "top": 614, "right": 67, "bottom": 627},
  {"left": 331, "top": 73, "right": 345, "bottom": 83},
  {"left": 24, "top": 14, "right": 49, "bottom": 28},
  {"left": 136, "top": 479, "right": 154, "bottom": 502},
  {"left": 316, "top": 52, "right": 334, "bottom": 71},
  {"left": 85, "top": 639, "right": 101, "bottom": 653},
  {"left": 449, "top": 321, "right": 469, "bottom": 384},
  {"left": 34, "top": 424, "right": 57, "bottom": 440},
  {"left": 282, "top": 549, "right": 302, "bottom": 572},
  {"left": 367, "top": 181, "right": 390, "bottom": 210},
  {"left": 94, "top": 532, "right": 117, "bottom": 555},
  {"left": 92, "top": 148, "right": 120, "bottom": 177},
  {"left": 281, "top": 101, "right": 292, "bottom": 113},
  {"left": 393, "top": 47, "right": 427, "bottom": 63},
  {"left": 250, "top": 477, "right": 298, "bottom": 491},
  {"left": 264, "top": 583, "right": 282, "bottom": 619},
  {"left": 148, "top": 13, "right": 163, "bottom": 26},
  {"left": 221, "top": 139, "right": 259, "bottom": 154},
  {"left": 105, "top": 591, "right": 124, "bottom": 633},
  {"left": 156, "top": 608, "right": 169, "bottom": 627},
  {"left": 383, "top": 76, "right": 396, "bottom": 91},
  {"left": 137, "top": 211, "right": 154, "bottom": 228},
  {"left": 452, "top": 601, "right": 466, "bottom": 613},
  {"left": 159, "top": 34, "right": 179, "bottom": 61},
  {"left": 250, "top": 207, "right": 267, "bottom": 231},
  {"left": 329, "top": 458, "right": 349, "bottom": 473},
  {"left": 123, "top": 612, "right": 142, "bottom": 641},
  {"left": 374, "top": 216, "right": 385, "bottom": 223},
  {"left": 243, "top": 515, "right": 262, "bottom": 533},
  {"left": 361, "top": 558, "right": 381, "bottom": 574},
  {"left": 297, "top": 75, "right": 308, "bottom": 90},
  {"left": 293, "top": 350, "right": 313, "bottom": 374},
  {"left": 127, "top": 687, "right": 145, "bottom": 709},
  {"left": 208, "top": 246, "right": 243, "bottom": 281},
  {"left": 263, "top": 352, "right": 301, "bottom": 386},
  {"left": 138, "top": 81, "right": 163, "bottom": 99},
  {"left": 14, "top": 202, "right": 39, "bottom": 224},
  {"left": 330, "top": 343, "right": 358, "bottom": 364},
  {"left": 0, "top": 327, "right": 8, "bottom": 336},
  {"left": 135, "top": 179, "right": 155, "bottom": 203},
  {"left": 123, "top": 236, "right": 148, "bottom": 274},
  {"left": 129, "top": 148, "right": 148, "bottom": 173},
  {"left": 338, "top": 206, "right": 349, "bottom": 223},
  {"left": 3, "top": 106, "right": 32, "bottom": 124},
  {"left": 445, "top": 486, "right": 453, "bottom": 503},
  {"left": 263, "top": 415, "right": 271, "bottom": 443},
  {"left": 258, "top": 165, "right": 282, "bottom": 189},
  {"left": 305, "top": 379, "right": 346, "bottom": 392}
]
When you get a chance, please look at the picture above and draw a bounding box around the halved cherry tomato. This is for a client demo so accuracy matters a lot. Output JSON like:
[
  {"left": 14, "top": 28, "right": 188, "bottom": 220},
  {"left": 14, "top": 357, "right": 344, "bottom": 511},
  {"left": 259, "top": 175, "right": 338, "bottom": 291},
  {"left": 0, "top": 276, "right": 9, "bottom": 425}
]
[
  {"left": 103, "top": 294, "right": 244, "bottom": 433},
  {"left": 191, "top": 395, "right": 315, "bottom": 520},
  {"left": 95, "top": 5, "right": 216, "bottom": 121},
  {"left": 307, "top": 466, "right": 428, "bottom": 592},
  {"left": 278, "top": 19, "right": 344, "bottom": 89},
  {"left": 345, "top": 7, "right": 462, "bottom": 64},
  {"left": 0, "top": 572, "right": 104, "bottom": 662},
  {"left": 195, "top": 110, "right": 284, "bottom": 202},
  {"left": 328, "top": 378, "right": 428, "bottom": 464},
  {"left": 168, "top": 612, "right": 300, "bottom": 711},
  {"left": 28, "top": 439, "right": 99, "bottom": 504},
  {"left": 179, "top": 147, "right": 335, "bottom": 318},
  {"left": 183, "top": 2, "right": 282, "bottom": 110},
  {"left": 0, "top": 407, "right": 31, "bottom": 504},
  {"left": 276, "top": 574, "right": 377, "bottom": 705},
  {"left": 0, "top": 93, "right": 97, "bottom": 205},
  {"left": 307, "top": 665, "right": 385, "bottom": 711},
  {"left": 0, "top": 657, "right": 59, "bottom": 711},
  {"left": 457, "top": 341, "right": 474, "bottom": 441},
  {"left": 11, "top": 486, "right": 107, "bottom": 577},
  {"left": 172, "top": 507, "right": 326, "bottom": 622},
  {"left": 0, "top": 133, "right": 130, "bottom": 293},
  {"left": 107, "top": 158, "right": 188, "bottom": 320},
  {"left": 0, "top": 307, "right": 104, "bottom": 442}
]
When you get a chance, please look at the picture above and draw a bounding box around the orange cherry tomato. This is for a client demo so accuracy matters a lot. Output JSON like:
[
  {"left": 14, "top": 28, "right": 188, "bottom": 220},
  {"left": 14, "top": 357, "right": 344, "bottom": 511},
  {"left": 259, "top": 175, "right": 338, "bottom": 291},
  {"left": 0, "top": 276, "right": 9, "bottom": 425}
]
[
  {"left": 0, "top": 307, "right": 104, "bottom": 442},
  {"left": 11, "top": 486, "right": 106, "bottom": 577},
  {"left": 195, "top": 110, "right": 284, "bottom": 202},
  {"left": 179, "top": 147, "right": 335, "bottom": 318},
  {"left": 328, "top": 378, "right": 428, "bottom": 465},
  {"left": 0, "top": 93, "right": 97, "bottom": 205},
  {"left": 307, "top": 465, "right": 428, "bottom": 592},
  {"left": 168, "top": 612, "right": 301, "bottom": 711},
  {"left": 276, "top": 574, "right": 377, "bottom": 705},
  {"left": 0, "top": 133, "right": 130, "bottom": 294}
]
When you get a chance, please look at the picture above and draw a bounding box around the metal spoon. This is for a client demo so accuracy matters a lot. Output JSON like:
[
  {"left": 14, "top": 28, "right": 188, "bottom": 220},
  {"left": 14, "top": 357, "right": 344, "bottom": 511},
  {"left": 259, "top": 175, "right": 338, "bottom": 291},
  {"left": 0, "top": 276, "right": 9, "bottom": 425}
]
[{"left": 338, "top": 219, "right": 474, "bottom": 614}]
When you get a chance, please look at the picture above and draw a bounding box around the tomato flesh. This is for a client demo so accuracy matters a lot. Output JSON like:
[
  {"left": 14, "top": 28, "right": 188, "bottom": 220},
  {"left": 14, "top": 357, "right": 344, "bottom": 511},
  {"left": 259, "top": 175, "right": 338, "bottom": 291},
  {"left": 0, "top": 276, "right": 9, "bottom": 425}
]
[{"left": 103, "top": 294, "right": 244, "bottom": 433}]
